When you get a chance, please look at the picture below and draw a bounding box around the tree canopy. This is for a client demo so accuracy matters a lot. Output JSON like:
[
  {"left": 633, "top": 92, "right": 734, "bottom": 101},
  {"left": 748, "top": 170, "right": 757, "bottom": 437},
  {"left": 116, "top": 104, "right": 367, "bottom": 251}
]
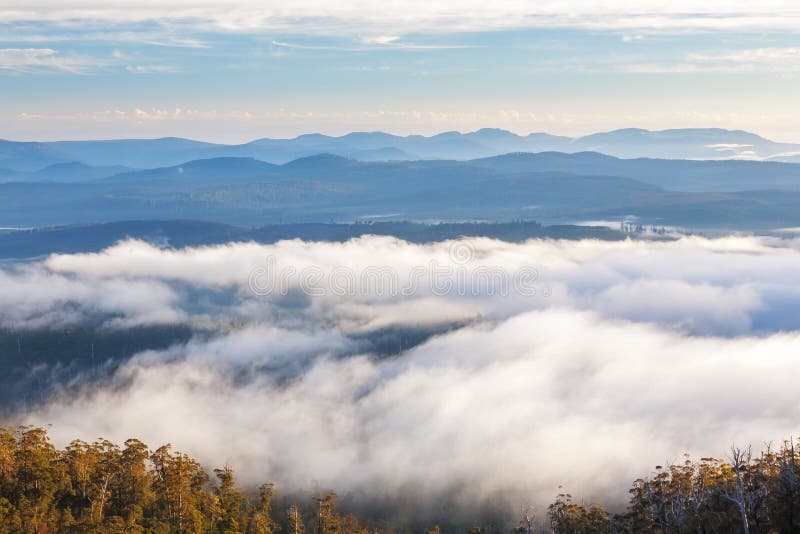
[{"left": 2, "top": 426, "right": 799, "bottom": 533}]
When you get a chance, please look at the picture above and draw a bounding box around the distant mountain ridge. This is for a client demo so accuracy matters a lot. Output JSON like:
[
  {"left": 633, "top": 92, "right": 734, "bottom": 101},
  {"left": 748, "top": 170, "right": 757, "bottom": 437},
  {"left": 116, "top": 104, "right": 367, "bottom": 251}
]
[
  {"left": 14, "top": 150, "right": 800, "bottom": 193},
  {"left": 0, "top": 161, "right": 135, "bottom": 183},
  {"left": 4, "top": 152, "right": 800, "bottom": 230},
  {"left": 3, "top": 128, "right": 799, "bottom": 172},
  {"left": 469, "top": 151, "right": 800, "bottom": 191}
]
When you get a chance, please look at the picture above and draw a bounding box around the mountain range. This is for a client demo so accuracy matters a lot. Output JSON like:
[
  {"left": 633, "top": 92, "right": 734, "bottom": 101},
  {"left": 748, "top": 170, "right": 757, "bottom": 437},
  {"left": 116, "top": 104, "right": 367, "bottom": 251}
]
[
  {"left": 3, "top": 153, "right": 800, "bottom": 231},
  {"left": 3, "top": 128, "right": 800, "bottom": 173}
]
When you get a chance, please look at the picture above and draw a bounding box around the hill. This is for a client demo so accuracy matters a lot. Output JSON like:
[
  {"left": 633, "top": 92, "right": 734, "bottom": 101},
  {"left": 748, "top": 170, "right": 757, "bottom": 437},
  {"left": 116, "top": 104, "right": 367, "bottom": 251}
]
[
  {"left": 471, "top": 151, "right": 800, "bottom": 191},
  {"left": 3, "top": 128, "right": 799, "bottom": 171},
  {"left": 2, "top": 154, "right": 800, "bottom": 230}
]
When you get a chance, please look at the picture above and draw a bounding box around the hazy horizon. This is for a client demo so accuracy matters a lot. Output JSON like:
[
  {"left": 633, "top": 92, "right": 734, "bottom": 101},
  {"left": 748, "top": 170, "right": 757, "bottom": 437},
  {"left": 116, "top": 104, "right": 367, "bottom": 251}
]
[{"left": 4, "top": 125, "right": 800, "bottom": 145}]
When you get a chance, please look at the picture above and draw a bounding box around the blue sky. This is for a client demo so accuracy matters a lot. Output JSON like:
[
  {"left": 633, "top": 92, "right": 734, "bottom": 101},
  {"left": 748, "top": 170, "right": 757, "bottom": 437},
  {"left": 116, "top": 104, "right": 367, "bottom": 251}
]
[{"left": 1, "top": 1, "right": 799, "bottom": 142}]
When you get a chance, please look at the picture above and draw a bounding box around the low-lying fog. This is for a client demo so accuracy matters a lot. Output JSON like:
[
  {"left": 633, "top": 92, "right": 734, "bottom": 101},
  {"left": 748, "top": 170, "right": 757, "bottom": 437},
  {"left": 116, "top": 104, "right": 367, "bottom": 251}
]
[{"left": 3, "top": 234, "right": 800, "bottom": 518}]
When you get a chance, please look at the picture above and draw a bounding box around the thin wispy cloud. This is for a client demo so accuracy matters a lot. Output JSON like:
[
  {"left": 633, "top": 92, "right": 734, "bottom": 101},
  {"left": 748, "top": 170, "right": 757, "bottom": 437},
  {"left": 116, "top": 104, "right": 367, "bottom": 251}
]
[
  {"left": 0, "top": 47, "right": 97, "bottom": 74},
  {"left": 125, "top": 64, "right": 180, "bottom": 74},
  {"left": 335, "top": 65, "right": 392, "bottom": 72},
  {"left": 620, "top": 47, "right": 800, "bottom": 74},
  {"left": 622, "top": 34, "right": 644, "bottom": 42},
  {"left": 360, "top": 35, "right": 399, "bottom": 45},
  {"left": 0, "top": 26, "right": 209, "bottom": 48},
  {"left": 0, "top": 47, "right": 181, "bottom": 76},
  {"left": 688, "top": 47, "right": 800, "bottom": 72},
  {"left": 271, "top": 39, "right": 473, "bottom": 52},
  {"left": 270, "top": 40, "right": 361, "bottom": 51},
  {"left": 525, "top": 46, "right": 800, "bottom": 75},
  {"left": 5, "top": 1, "right": 799, "bottom": 35}
]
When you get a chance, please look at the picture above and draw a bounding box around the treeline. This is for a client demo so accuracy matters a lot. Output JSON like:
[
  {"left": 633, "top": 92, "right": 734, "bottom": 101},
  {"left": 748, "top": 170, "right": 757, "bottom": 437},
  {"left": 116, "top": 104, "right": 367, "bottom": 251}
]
[
  {"left": 0, "top": 426, "right": 374, "bottom": 534},
  {"left": 4, "top": 426, "right": 800, "bottom": 533},
  {"left": 549, "top": 441, "right": 800, "bottom": 533},
  {"left": 0, "top": 220, "right": 626, "bottom": 261}
]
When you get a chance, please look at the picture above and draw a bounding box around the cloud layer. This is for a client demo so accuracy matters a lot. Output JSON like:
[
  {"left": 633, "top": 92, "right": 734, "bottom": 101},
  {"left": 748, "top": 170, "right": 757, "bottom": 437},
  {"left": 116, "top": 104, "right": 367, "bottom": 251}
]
[
  {"left": 4, "top": 1, "right": 800, "bottom": 35},
  {"left": 8, "top": 234, "right": 797, "bottom": 335},
  {"left": 5, "top": 234, "right": 800, "bottom": 518}
]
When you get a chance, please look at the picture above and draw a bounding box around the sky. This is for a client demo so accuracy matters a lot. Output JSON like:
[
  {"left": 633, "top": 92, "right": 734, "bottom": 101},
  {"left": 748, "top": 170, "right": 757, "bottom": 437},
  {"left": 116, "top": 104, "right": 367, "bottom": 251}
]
[{"left": 1, "top": 1, "right": 800, "bottom": 143}]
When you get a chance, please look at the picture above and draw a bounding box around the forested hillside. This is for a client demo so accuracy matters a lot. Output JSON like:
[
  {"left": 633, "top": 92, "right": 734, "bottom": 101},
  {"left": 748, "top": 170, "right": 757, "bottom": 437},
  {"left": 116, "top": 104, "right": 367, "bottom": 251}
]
[{"left": 4, "top": 153, "right": 800, "bottom": 229}]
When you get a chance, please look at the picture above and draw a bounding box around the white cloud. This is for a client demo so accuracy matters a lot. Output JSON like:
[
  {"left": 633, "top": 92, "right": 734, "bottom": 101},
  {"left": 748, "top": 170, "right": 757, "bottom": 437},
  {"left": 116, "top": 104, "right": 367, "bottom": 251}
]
[
  {"left": 22, "top": 308, "right": 800, "bottom": 516},
  {"left": 270, "top": 39, "right": 358, "bottom": 51},
  {"left": 7, "top": 234, "right": 800, "bottom": 518},
  {"left": 690, "top": 47, "right": 800, "bottom": 63},
  {"left": 0, "top": 264, "right": 184, "bottom": 328},
  {"left": 686, "top": 47, "right": 800, "bottom": 73},
  {"left": 8, "top": 234, "right": 793, "bottom": 336},
  {"left": 2, "top": 1, "right": 800, "bottom": 35},
  {"left": 0, "top": 46, "right": 176, "bottom": 75},
  {"left": 622, "top": 34, "right": 644, "bottom": 42},
  {"left": 125, "top": 64, "right": 179, "bottom": 74},
  {"left": 0, "top": 47, "right": 98, "bottom": 73},
  {"left": 270, "top": 38, "right": 471, "bottom": 52},
  {"left": 361, "top": 35, "right": 399, "bottom": 45},
  {"left": 613, "top": 47, "right": 800, "bottom": 75}
]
